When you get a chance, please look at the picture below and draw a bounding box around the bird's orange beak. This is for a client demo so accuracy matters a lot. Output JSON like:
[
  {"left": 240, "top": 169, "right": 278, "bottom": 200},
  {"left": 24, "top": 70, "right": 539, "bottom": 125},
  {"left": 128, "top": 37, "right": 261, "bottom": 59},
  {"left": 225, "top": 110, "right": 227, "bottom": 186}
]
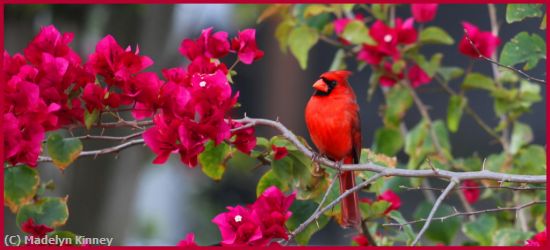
[{"left": 312, "top": 79, "right": 328, "bottom": 92}]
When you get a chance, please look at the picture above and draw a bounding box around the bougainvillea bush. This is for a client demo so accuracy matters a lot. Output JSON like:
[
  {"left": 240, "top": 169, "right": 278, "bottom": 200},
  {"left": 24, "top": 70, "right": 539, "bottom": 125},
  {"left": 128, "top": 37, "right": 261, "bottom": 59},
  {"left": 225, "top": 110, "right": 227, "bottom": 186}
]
[{"left": 3, "top": 3, "right": 547, "bottom": 246}]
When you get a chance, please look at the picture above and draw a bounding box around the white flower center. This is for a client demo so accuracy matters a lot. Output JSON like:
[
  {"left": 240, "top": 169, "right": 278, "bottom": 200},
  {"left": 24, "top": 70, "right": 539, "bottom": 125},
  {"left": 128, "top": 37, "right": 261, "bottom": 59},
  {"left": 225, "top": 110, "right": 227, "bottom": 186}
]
[
  {"left": 384, "top": 34, "right": 393, "bottom": 43},
  {"left": 199, "top": 81, "right": 207, "bottom": 87},
  {"left": 234, "top": 215, "right": 242, "bottom": 222}
]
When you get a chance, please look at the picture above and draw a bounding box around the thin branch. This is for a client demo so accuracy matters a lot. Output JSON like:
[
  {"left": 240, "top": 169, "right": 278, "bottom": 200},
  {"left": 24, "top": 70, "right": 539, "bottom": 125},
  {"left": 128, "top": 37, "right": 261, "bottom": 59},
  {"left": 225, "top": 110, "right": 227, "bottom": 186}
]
[
  {"left": 434, "top": 77, "right": 502, "bottom": 142},
  {"left": 411, "top": 179, "right": 458, "bottom": 246},
  {"left": 456, "top": 187, "right": 476, "bottom": 221},
  {"left": 400, "top": 185, "right": 546, "bottom": 192},
  {"left": 402, "top": 81, "right": 445, "bottom": 158},
  {"left": 36, "top": 139, "right": 145, "bottom": 163},
  {"left": 463, "top": 25, "right": 545, "bottom": 85},
  {"left": 384, "top": 200, "right": 546, "bottom": 227},
  {"left": 228, "top": 59, "right": 240, "bottom": 72},
  {"left": 312, "top": 174, "right": 339, "bottom": 218},
  {"left": 487, "top": 3, "right": 501, "bottom": 86},
  {"left": 70, "top": 131, "right": 144, "bottom": 142},
  {"left": 64, "top": 120, "right": 154, "bottom": 130},
  {"left": 360, "top": 219, "right": 377, "bottom": 247},
  {"left": 234, "top": 117, "right": 546, "bottom": 184},
  {"left": 285, "top": 172, "right": 386, "bottom": 243},
  {"left": 319, "top": 35, "right": 343, "bottom": 47}
]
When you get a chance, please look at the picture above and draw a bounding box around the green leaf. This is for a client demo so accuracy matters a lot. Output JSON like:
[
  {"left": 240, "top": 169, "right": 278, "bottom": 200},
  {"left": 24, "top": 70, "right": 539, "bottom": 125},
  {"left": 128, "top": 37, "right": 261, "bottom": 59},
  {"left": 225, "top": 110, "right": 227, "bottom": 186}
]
[
  {"left": 341, "top": 20, "right": 376, "bottom": 45},
  {"left": 303, "top": 4, "right": 332, "bottom": 18},
  {"left": 509, "top": 121, "right": 533, "bottom": 155},
  {"left": 498, "top": 69, "right": 520, "bottom": 84},
  {"left": 462, "top": 73, "right": 495, "bottom": 91},
  {"left": 447, "top": 95, "right": 467, "bottom": 132},
  {"left": 540, "top": 14, "right": 546, "bottom": 30},
  {"left": 383, "top": 85, "right": 413, "bottom": 127},
  {"left": 513, "top": 145, "right": 546, "bottom": 175},
  {"left": 492, "top": 228, "right": 533, "bottom": 246},
  {"left": 405, "top": 121, "right": 428, "bottom": 168},
  {"left": 432, "top": 120, "right": 451, "bottom": 153},
  {"left": 84, "top": 109, "right": 99, "bottom": 130},
  {"left": 256, "top": 170, "right": 287, "bottom": 197},
  {"left": 413, "top": 201, "right": 460, "bottom": 245},
  {"left": 275, "top": 20, "right": 295, "bottom": 53},
  {"left": 4, "top": 166, "right": 40, "bottom": 213},
  {"left": 519, "top": 80, "right": 542, "bottom": 103},
  {"left": 255, "top": 137, "right": 270, "bottom": 149},
  {"left": 270, "top": 135, "right": 297, "bottom": 151},
  {"left": 371, "top": 4, "right": 390, "bottom": 21},
  {"left": 46, "top": 133, "right": 83, "bottom": 171},
  {"left": 271, "top": 155, "right": 295, "bottom": 181},
  {"left": 506, "top": 4, "right": 543, "bottom": 23},
  {"left": 287, "top": 150, "right": 329, "bottom": 200},
  {"left": 198, "top": 141, "right": 230, "bottom": 181},
  {"left": 329, "top": 49, "right": 347, "bottom": 71},
  {"left": 293, "top": 4, "right": 332, "bottom": 31},
  {"left": 286, "top": 200, "right": 329, "bottom": 245},
  {"left": 49, "top": 231, "right": 79, "bottom": 246},
  {"left": 370, "top": 200, "right": 391, "bottom": 218},
  {"left": 16, "top": 197, "right": 69, "bottom": 228},
  {"left": 500, "top": 32, "right": 546, "bottom": 70},
  {"left": 271, "top": 149, "right": 317, "bottom": 200},
  {"left": 388, "top": 211, "right": 415, "bottom": 245},
  {"left": 367, "top": 70, "right": 382, "bottom": 101},
  {"left": 412, "top": 53, "right": 443, "bottom": 77},
  {"left": 437, "top": 66, "right": 464, "bottom": 83},
  {"left": 392, "top": 60, "right": 406, "bottom": 74},
  {"left": 462, "top": 214, "right": 497, "bottom": 245},
  {"left": 419, "top": 26, "right": 454, "bottom": 45},
  {"left": 372, "top": 127, "right": 403, "bottom": 156},
  {"left": 341, "top": 4, "right": 355, "bottom": 13},
  {"left": 288, "top": 25, "right": 319, "bottom": 69},
  {"left": 452, "top": 156, "right": 482, "bottom": 172},
  {"left": 492, "top": 80, "right": 541, "bottom": 116},
  {"left": 485, "top": 153, "right": 509, "bottom": 173},
  {"left": 359, "top": 200, "right": 391, "bottom": 220}
]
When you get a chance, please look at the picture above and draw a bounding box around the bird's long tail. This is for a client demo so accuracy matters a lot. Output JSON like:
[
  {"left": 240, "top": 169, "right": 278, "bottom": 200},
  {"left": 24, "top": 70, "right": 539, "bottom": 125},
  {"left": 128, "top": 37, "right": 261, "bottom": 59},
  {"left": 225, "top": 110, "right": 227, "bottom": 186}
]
[{"left": 339, "top": 157, "right": 360, "bottom": 227}]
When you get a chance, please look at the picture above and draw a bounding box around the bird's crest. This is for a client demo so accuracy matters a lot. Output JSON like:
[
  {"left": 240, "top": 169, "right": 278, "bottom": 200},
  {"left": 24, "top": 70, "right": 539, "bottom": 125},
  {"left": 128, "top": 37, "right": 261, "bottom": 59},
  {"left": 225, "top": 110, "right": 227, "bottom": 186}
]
[{"left": 319, "top": 70, "right": 352, "bottom": 82}]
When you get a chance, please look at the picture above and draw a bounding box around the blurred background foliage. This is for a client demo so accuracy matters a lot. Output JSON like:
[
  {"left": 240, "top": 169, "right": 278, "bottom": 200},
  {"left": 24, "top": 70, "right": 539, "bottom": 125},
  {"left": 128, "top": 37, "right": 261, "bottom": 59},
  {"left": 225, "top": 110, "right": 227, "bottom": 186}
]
[{"left": 4, "top": 4, "right": 546, "bottom": 246}]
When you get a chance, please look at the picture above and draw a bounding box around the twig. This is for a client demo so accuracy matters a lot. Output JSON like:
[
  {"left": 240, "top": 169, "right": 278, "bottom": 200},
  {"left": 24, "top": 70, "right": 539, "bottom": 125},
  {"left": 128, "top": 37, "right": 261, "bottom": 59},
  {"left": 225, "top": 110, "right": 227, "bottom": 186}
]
[
  {"left": 514, "top": 192, "right": 529, "bottom": 232},
  {"left": 462, "top": 23, "right": 545, "bottom": 84},
  {"left": 399, "top": 185, "right": 546, "bottom": 192},
  {"left": 69, "top": 131, "right": 144, "bottom": 142},
  {"left": 233, "top": 117, "right": 546, "bottom": 184},
  {"left": 36, "top": 139, "right": 145, "bottom": 163},
  {"left": 228, "top": 59, "right": 240, "bottom": 72},
  {"left": 421, "top": 180, "right": 436, "bottom": 203},
  {"left": 285, "top": 172, "right": 386, "bottom": 243},
  {"left": 360, "top": 219, "right": 377, "bottom": 247},
  {"left": 312, "top": 174, "right": 339, "bottom": 218},
  {"left": 319, "top": 35, "right": 343, "bottom": 47},
  {"left": 402, "top": 81, "right": 445, "bottom": 158},
  {"left": 456, "top": 187, "right": 476, "bottom": 221},
  {"left": 384, "top": 200, "right": 546, "bottom": 227},
  {"left": 64, "top": 119, "right": 154, "bottom": 130},
  {"left": 411, "top": 179, "right": 459, "bottom": 246},
  {"left": 434, "top": 77, "right": 502, "bottom": 142}
]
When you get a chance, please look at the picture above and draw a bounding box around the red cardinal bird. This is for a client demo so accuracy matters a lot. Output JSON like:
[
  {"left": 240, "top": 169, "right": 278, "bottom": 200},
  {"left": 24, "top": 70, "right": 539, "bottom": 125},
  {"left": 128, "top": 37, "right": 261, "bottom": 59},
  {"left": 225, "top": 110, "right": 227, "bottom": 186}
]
[{"left": 305, "top": 70, "right": 361, "bottom": 227}]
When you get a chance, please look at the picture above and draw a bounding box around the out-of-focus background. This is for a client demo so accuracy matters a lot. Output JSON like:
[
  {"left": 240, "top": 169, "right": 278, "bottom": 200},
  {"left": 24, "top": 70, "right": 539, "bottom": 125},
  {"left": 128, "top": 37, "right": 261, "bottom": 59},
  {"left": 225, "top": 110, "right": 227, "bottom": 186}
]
[{"left": 4, "top": 4, "right": 546, "bottom": 246}]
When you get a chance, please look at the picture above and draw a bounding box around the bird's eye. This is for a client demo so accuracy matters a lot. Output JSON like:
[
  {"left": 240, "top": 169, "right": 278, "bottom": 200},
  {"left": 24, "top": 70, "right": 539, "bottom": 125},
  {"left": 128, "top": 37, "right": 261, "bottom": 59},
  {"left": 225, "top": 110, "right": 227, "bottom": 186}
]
[{"left": 322, "top": 77, "right": 337, "bottom": 87}]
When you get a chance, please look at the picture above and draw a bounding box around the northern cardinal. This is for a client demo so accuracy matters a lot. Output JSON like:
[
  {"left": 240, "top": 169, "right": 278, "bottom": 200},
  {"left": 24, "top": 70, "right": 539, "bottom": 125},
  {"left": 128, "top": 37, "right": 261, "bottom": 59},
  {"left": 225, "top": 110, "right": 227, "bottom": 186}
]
[{"left": 305, "top": 70, "right": 361, "bottom": 227}]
